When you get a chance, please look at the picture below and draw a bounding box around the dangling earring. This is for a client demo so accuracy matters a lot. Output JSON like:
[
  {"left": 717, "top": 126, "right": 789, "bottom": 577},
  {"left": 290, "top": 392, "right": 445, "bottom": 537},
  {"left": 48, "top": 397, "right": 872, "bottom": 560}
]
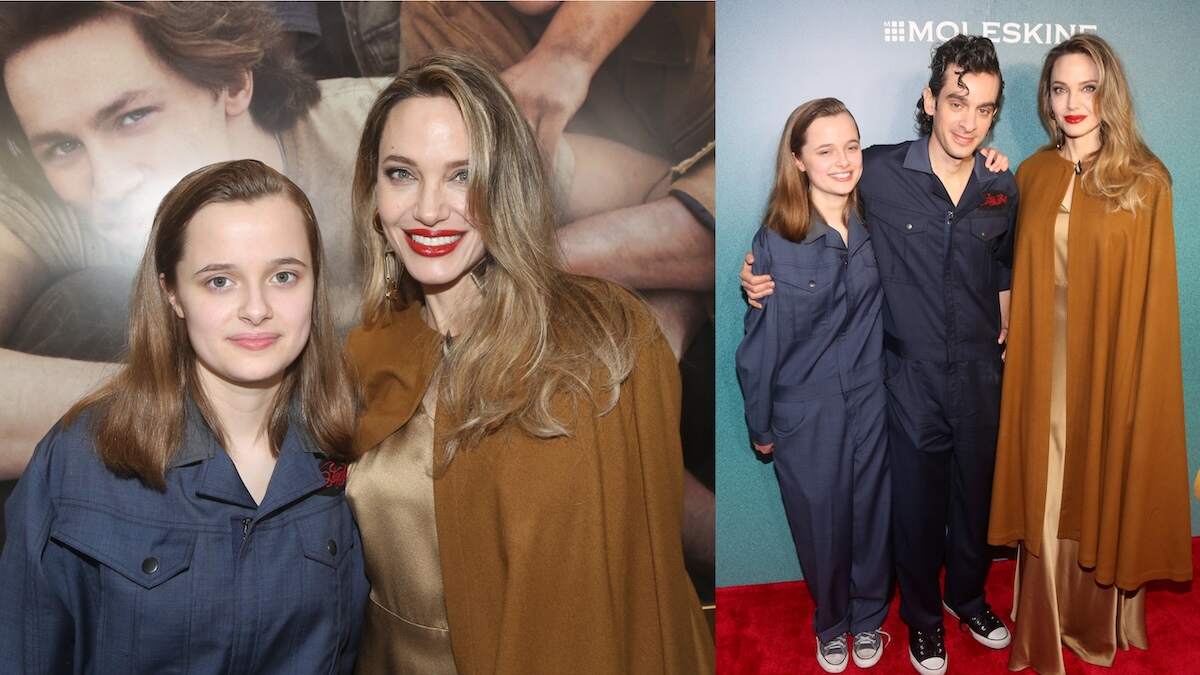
[
  {"left": 384, "top": 249, "right": 401, "bottom": 303},
  {"left": 374, "top": 213, "right": 402, "bottom": 303},
  {"left": 468, "top": 255, "right": 491, "bottom": 291}
]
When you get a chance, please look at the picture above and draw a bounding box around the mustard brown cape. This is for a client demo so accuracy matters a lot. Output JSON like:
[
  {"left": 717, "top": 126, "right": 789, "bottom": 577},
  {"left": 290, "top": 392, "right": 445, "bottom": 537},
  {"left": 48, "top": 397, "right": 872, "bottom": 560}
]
[
  {"left": 347, "top": 297, "right": 714, "bottom": 674},
  {"left": 988, "top": 149, "right": 1192, "bottom": 589}
]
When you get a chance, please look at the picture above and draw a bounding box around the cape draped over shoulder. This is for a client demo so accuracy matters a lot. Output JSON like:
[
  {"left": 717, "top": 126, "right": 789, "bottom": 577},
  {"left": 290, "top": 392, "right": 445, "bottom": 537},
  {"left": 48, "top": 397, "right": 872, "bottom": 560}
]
[
  {"left": 346, "top": 295, "right": 714, "bottom": 674},
  {"left": 988, "top": 149, "right": 1191, "bottom": 590}
]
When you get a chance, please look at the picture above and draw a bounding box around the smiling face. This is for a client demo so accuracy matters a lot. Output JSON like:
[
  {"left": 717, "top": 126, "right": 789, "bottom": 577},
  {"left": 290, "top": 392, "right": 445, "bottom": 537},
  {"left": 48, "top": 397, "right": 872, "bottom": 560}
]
[
  {"left": 923, "top": 67, "right": 1000, "bottom": 162},
  {"left": 164, "top": 194, "right": 314, "bottom": 391},
  {"left": 793, "top": 112, "right": 862, "bottom": 202},
  {"left": 1049, "top": 52, "right": 1102, "bottom": 145},
  {"left": 375, "top": 95, "right": 487, "bottom": 291},
  {"left": 4, "top": 13, "right": 243, "bottom": 257}
]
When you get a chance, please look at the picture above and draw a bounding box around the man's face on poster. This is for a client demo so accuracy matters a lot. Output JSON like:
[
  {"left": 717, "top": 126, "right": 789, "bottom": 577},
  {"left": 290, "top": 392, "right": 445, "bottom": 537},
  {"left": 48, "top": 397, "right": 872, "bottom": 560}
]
[{"left": 4, "top": 13, "right": 243, "bottom": 257}]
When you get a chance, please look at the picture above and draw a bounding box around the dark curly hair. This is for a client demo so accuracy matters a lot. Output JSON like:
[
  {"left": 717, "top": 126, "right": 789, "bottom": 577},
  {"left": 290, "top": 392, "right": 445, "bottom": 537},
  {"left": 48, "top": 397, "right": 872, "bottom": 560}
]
[
  {"left": 0, "top": 2, "right": 320, "bottom": 195},
  {"left": 915, "top": 34, "right": 1004, "bottom": 136}
]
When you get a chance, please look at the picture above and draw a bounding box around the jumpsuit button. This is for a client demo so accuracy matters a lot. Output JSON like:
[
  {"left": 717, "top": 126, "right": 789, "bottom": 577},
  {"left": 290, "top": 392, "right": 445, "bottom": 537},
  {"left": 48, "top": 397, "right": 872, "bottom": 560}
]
[
  {"left": 979, "top": 231, "right": 987, "bottom": 238},
  {"left": 905, "top": 223, "right": 913, "bottom": 230},
  {"left": 327, "top": 540, "right": 338, "bottom": 556},
  {"left": 142, "top": 557, "right": 159, "bottom": 574},
  {"left": 808, "top": 280, "right": 816, "bottom": 288}
]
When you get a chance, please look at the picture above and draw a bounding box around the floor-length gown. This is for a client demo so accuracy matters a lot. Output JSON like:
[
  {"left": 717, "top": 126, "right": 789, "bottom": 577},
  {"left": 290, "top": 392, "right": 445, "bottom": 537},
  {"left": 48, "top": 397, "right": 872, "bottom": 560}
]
[{"left": 1007, "top": 179, "right": 1147, "bottom": 674}]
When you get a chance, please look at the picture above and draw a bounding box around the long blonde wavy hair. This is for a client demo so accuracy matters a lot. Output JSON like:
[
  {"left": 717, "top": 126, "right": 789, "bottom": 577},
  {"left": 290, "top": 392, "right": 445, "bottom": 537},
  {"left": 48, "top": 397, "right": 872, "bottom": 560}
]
[
  {"left": 1038, "top": 34, "right": 1170, "bottom": 212},
  {"left": 351, "top": 52, "right": 640, "bottom": 467}
]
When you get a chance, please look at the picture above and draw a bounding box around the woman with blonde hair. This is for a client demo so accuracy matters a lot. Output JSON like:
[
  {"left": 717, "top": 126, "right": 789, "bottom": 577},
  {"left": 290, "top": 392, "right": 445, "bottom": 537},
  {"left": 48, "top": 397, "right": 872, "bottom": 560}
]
[
  {"left": 342, "top": 51, "right": 713, "bottom": 674},
  {"left": 987, "top": 34, "right": 1191, "bottom": 673},
  {"left": 735, "top": 98, "right": 890, "bottom": 673},
  {"left": 0, "top": 159, "right": 366, "bottom": 672}
]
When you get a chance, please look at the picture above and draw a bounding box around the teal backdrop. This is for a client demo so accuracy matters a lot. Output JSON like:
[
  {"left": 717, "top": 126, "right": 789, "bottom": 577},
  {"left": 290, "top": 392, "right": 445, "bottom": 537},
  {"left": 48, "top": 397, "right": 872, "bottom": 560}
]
[{"left": 716, "top": 0, "right": 1200, "bottom": 586}]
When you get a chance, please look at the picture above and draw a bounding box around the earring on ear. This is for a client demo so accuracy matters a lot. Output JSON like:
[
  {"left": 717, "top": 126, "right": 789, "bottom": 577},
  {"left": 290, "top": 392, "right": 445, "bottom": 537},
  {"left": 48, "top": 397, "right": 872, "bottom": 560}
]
[
  {"left": 373, "top": 213, "right": 402, "bottom": 303},
  {"left": 384, "top": 249, "right": 402, "bottom": 303}
]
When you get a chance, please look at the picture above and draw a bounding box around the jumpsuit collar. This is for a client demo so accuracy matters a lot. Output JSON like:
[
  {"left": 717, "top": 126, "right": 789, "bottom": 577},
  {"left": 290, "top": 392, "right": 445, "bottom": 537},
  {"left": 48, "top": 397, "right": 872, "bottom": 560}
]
[
  {"left": 173, "top": 395, "right": 326, "bottom": 512},
  {"left": 904, "top": 135, "right": 997, "bottom": 183},
  {"left": 804, "top": 210, "right": 869, "bottom": 254},
  {"left": 903, "top": 135, "right": 998, "bottom": 209},
  {"left": 171, "top": 396, "right": 324, "bottom": 467}
]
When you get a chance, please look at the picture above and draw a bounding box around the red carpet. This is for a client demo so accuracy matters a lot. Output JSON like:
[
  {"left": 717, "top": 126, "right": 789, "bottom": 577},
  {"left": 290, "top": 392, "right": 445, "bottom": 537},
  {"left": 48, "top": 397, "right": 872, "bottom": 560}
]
[{"left": 717, "top": 539, "right": 1199, "bottom": 674}]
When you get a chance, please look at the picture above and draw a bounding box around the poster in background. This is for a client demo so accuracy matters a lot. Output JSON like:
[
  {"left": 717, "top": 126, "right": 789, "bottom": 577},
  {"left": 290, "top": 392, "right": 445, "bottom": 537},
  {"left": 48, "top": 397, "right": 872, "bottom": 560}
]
[
  {"left": 0, "top": 1, "right": 715, "bottom": 597},
  {"left": 716, "top": 0, "right": 1200, "bottom": 586}
]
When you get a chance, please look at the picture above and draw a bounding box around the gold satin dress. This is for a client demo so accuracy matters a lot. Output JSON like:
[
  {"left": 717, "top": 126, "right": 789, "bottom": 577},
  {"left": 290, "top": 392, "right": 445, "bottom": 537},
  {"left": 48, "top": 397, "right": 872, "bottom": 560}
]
[
  {"left": 1008, "top": 180, "right": 1147, "bottom": 674},
  {"left": 346, "top": 380, "right": 458, "bottom": 674}
]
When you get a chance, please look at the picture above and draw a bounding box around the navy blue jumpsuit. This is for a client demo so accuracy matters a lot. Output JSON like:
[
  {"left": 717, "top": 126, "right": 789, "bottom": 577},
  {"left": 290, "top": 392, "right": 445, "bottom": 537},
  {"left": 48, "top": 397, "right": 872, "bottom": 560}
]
[
  {"left": 736, "top": 213, "right": 890, "bottom": 642},
  {"left": 859, "top": 138, "right": 1017, "bottom": 631},
  {"left": 0, "top": 404, "right": 369, "bottom": 673}
]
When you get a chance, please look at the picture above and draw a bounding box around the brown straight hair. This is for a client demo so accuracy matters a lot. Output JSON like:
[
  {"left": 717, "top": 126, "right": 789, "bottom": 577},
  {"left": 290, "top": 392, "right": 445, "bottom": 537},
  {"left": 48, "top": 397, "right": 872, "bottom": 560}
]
[
  {"left": 1038, "top": 34, "right": 1170, "bottom": 212},
  {"left": 351, "top": 52, "right": 640, "bottom": 468},
  {"left": 65, "top": 160, "right": 356, "bottom": 490},
  {"left": 764, "top": 98, "right": 861, "bottom": 243}
]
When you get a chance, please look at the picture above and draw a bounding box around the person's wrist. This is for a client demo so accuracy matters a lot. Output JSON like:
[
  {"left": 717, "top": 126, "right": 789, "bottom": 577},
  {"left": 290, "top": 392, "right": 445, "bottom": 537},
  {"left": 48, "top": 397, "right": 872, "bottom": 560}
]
[{"left": 534, "top": 43, "right": 600, "bottom": 78}]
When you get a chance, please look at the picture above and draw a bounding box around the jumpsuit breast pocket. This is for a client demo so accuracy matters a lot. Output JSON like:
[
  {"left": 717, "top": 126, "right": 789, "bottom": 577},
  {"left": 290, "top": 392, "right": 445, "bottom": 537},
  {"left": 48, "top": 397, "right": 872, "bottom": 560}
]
[
  {"left": 874, "top": 209, "right": 930, "bottom": 284},
  {"left": 771, "top": 263, "right": 831, "bottom": 340},
  {"left": 969, "top": 216, "right": 1010, "bottom": 290},
  {"left": 850, "top": 245, "right": 883, "bottom": 299},
  {"left": 49, "top": 504, "right": 196, "bottom": 674},
  {"left": 293, "top": 500, "right": 362, "bottom": 672}
]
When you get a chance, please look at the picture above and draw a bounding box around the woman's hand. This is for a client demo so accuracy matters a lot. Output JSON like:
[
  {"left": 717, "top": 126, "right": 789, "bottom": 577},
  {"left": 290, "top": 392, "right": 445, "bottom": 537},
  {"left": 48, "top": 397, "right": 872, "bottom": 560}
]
[
  {"left": 753, "top": 441, "right": 774, "bottom": 455},
  {"left": 740, "top": 253, "right": 774, "bottom": 309},
  {"left": 979, "top": 147, "right": 1010, "bottom": 173}
]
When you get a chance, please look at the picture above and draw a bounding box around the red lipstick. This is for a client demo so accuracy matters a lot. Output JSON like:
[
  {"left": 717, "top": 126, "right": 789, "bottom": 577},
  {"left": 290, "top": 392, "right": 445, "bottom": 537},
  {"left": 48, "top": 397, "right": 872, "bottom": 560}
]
[
  {"left": 403, "top": 228, "right": 466, "bottom": 257},
  {"left": 229, "top": 333, "right": 279, "bottom": 351},
  {"left": 1064, "top": 115, "right": 1088, "bottom": 124}
]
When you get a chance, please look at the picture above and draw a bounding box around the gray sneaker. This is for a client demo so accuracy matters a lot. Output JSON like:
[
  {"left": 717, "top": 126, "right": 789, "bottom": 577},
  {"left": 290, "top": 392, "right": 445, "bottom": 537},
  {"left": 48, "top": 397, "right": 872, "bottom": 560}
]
[
  {"left": 817, "top": 634, "right": 849, "bottom": 673},
  {"left": 853, "top": 629, "right": 890, "bottom": 668}
]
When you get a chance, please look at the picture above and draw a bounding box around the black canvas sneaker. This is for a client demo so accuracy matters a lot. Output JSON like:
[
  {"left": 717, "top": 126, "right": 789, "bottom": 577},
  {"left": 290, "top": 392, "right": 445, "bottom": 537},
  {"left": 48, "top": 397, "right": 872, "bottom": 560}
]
[
  {"left": 943, "top": 602, "right": 1012, "bottom": 649},
  {"left": 908, "top": 625, "right": 947, "bottom": 675}
]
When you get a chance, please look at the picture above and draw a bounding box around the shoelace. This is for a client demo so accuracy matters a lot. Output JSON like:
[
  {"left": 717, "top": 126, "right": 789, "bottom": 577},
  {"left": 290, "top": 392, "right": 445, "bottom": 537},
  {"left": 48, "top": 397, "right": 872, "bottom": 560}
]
[
  {"left": 854, "top": 629, "right": 892, "bottom": 653},
  {"left": 961, "top": 610, "right": 1004, "bottom": 636},
  {"left": 821, "top": 635, "right": 849, "bottom": 659},
  {"left": 914, "top": 627, "right": 945, "bottom": 658}
]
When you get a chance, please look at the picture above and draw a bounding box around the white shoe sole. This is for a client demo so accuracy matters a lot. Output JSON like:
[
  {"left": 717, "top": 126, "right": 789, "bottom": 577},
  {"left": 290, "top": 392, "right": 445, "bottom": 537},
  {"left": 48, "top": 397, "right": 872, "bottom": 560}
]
[
  {"left": 909, "top": 649, "right": 947, "bottom": 675},
  {"left": 942, "top": 602, "right": 1012, "bottom": 649},
  {"left": 853, "top": 647, "right": 883, "bottom": 668}
]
